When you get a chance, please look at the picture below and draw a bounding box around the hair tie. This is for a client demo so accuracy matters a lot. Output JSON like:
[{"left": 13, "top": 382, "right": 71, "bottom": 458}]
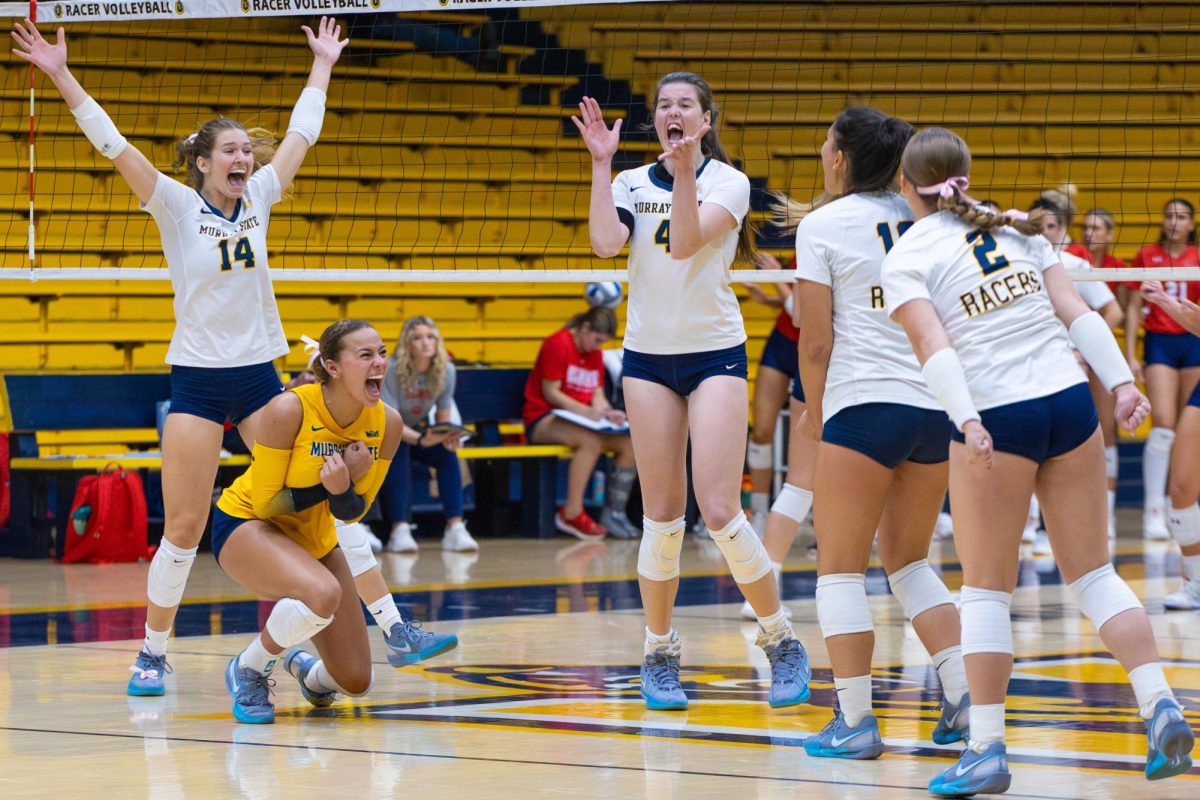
[
  {"left": 301, "top": 334, "right": 320, "bottom": 370},
  {"left": 1002, "top": 209, "right": 1030, "bottom": 222},
  {"left": 917, "top": 176, "right": 969, "bottom": 199},
  {"left": 184, "top": 133, "right": 198, "bottom": 145}
]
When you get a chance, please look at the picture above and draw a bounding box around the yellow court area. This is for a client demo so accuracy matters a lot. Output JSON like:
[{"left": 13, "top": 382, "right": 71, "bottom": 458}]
[{"left": 0, "top": 519, "right": 1197, "bottom": 798}]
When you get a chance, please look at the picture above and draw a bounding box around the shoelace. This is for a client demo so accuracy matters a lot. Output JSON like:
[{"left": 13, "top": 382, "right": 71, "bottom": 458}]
[
  {"left": 397, "top": 619, "right": 434, "bottom": 645},
  {"left": 817, "top": 712, "right": 845, "bottom": 737},
  {"left": 239, "top": 669, "right": 275, "bottom": 707},
  {"left": 645, "top": 654, "right": 683, "bottom": 692},
  {"left": 768, "top": 639, "right": 806, "bottom": 682},
  {"left": 130, "top": 652, "right": 173, "bottom": 680}
]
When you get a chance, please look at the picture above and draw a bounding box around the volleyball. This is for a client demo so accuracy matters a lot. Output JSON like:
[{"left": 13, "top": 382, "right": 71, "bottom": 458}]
[{"left": 584, "top": 281, "right": 623, "bottom": 309}]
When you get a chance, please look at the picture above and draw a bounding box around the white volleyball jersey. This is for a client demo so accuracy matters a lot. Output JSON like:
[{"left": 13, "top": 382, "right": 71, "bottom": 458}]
[
  {"left": 793, "top": 192, "right": 939, "bottom": 422},
  {"left": 1058, "top": 248, "right": 1116, "bottom": 311},
  {"left": 882, "top": 211, "right": 1086, "bottom": 410},
  {"left": 612, "top": 158, "right": 750, "bottom": 354},
  {"left": 142, "top": 166, "right": 289, "bottom": 368}
]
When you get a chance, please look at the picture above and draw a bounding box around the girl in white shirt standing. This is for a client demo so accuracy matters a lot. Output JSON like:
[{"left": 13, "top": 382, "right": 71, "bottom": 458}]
[
  {"left": 788, "top": 108, "right": 967, "bottom": 759},
  {"left": 573, "top": 72, "right": 810, "bottom": 711},
  {"left": 11, "top": 18, "right": 348, "bottom": 696},
  {"left": 883, "top": 127, "right": 1193, "bottom": 796}
]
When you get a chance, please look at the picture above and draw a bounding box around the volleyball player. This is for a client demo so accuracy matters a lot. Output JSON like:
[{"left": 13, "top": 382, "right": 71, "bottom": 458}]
[
  {"left": 1124, "top": 200, "right": 1200, "bottom": 540},
  {"left": 739, "top": 253, "right": 817, "bottom": 621},
  {"left": 1067, "top": 208, "right": 1126, "bottom": 297},
  {"left": 10, "top": 17, "right": 351, "bottom": 695},
  {"left": 573, "top": 74, "right": 810, "bottom": 710},
  {"left": 883, "top": 128, "right": 1193, "bottom": 794},
  {"left": 780, "top": 109, "right": 966, "bottom": 758}
]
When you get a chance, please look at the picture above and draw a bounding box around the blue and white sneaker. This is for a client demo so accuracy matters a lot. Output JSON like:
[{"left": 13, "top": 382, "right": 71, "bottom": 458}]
[
  {"left": 284, "top": 648, "right": 336, "bottom": 708},
  {"left": 384, "top": 619, "right": 459, "bottom": 667},
  {"left": 929, "top": 741, "right": 1011, "bottom": 797},
  {"left": 933, "top": 693, "right": 971, "bottom": 745},
  {"left": 758, "top": 633, "right": 812, "bottom": 708},
  {"left": 1144, "top": 697, "right": 1194, "bottom": 780},
  {"left": 224, "top": 654, "right": 275, "bottom": 725},
  {"left": 804, "top": 712, "right": 884, "bottom": 759},
  {"left": 640, "top": 650, "right": 688, "bottom": 710},
  {"left": 127, "top": 649, "right": 171, "bottom": 697}
]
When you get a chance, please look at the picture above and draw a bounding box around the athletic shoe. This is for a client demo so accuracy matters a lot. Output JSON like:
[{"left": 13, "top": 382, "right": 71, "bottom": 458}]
[
  {"left": 750, "top": 510, "right": 767, "bottom": 537},
  {"left": 1144, "top": 508, "right": 1170, "bottom": 541},
  {"left": 1162, "top": 577, "right": 1200, "bottom": 610},
  {"left": 803, "top": 711, "right": 884, "bottom": 759},
  {"left": 283, "top": 648, "right": 336, "bottom": 708},
  {"left": 1144, "top": 697, "right": 1195, "bottom": 780},
  {"left": 386, "top": 522, "right": 418, "bottom": 553},
  {"left": 441, "top": 550, "right": 478, "bottom": 584},
  {"left": 600, "top": 508, "right": 641, "bottom": 539},
  {"left": 224, "top": 654, "right": 275, "bottom": 725},
  {"left": 556, "top": 508, "right": 607, "bottom": 540},
  {"left": 1031, "top": 529, "right": 1052, "bottom": 556},
  {"left": 758, "top": 633, "right": 811, "bottom": 708},
  {"left": 383, "top": 619, "right": 458, "bottom": 667},
  {"left": 740, "top": 599, "right": 791, "bottom": 621},
  {"left": 934, "top": 512, "right": 954, "bottom": 540},
  {"left": 442, "top": 521, "right": 479, "bottom": 552},
  {"left": 363, "top": 526, "right": 384, "bottom": 554},
  {"left": 928, "top": 741, "right": 1011, "bottom": 797},
  {"left": 127, "top": 649, "right": 172, "bottom": 697},
  {"left": 932, "top": 693, "right": 971, "bottom": 745},
  {"left": 1021, "top": 519, "right": 1038, "bottom": 545},
  {"left": 640, "top": 650, "right": 688, "bottom": 710}
]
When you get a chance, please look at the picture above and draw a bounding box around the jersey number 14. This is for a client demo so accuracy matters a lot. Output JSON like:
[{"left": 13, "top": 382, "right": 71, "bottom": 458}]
[{"left": 217, "top": 236, "right": 257, "bottom": 272}]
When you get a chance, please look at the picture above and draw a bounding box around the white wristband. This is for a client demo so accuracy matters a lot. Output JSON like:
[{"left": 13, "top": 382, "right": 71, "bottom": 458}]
[
  {"left": 1069, "top": 310, "right": 1134, "bottom": 391},
  {"left": 286, "top": 87, "right": 326, "bottom": 146},
  {"left": 921, "top": 347, "right": 980, "bottom": 432},
  {"left": 70, "top": 96, "right": 128, "bottom": 160}
]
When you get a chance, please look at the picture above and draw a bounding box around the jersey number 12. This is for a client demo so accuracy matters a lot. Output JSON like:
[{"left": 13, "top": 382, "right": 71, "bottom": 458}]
[{"left": 218, "top": 236, "right": 257, "bottom": 272}]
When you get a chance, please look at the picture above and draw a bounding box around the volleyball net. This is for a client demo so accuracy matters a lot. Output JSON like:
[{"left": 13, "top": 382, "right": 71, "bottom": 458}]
[{"left": 1, "top": 0, "right": 1199, "bottom": 283}]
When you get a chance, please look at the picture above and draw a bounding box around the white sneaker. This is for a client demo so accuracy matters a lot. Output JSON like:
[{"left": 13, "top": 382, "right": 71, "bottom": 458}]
[
  {"left": 749, "top": 510, "right": 767, "bottom": 537},
  {"left": 1021, "top": 519, "right": 1038, "bottom": 545},
  {"left": 364, "top": 527, "right": 384, "bottom": 554},
  {"left": 1108, "top": 514, "right": 1117, "bottom": 540},
  {"left": 442, "top": 521, "right": 479, "bottom": 552},
  {"left": 934, "top": 512, "right": 954, "bottom": 539},
  {"left": 1144, "top": 508, "right": 1170, "bottom": 541},
  {"left": 386, "top": 522, "right": 418, "bottom": 553},
  {"left": 1162, "top": 577, "right": 1200, "bottom": 610},
  {"left": 740, "top": 599, "right": 791, "bottom": 620},
  {"left": 1031, "top": 529, "right": 1052, "bottom": 556}
]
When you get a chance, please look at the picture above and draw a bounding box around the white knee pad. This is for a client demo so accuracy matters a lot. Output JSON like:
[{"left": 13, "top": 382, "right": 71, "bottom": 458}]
[
  {"left": 637, "top": 517, "right": 685, "bottom": 581},
  {"left": 770, "top": 482, "right": 814, "bottom": 524},
  {"left": 708, "top": 515, "right": 773, "bottom": 584},
  {"left": 1146, "top": 427, "right": 1176, "bottom": 456},
  {"left": 746, "top": 440, "right": 773, "bottom": 470},
  {"left": 888, "top": 559, "right": 954, "bottom": 621},
  {"left": 959, "top": 585, "right": 1014, "bottom": 656},
  {"left": 1105, "top": 446, "right": 1119, "bottom": 481},
  {"left": 1069, "top": 563, "right": 1143, "bottom": 631},
  {"left": 815, "top": 573, "right": 873, "bottom": 636},
  {"left": 336, "top": 521, "right": 378, "bottom": 577},
  {"left": 1167, "top": 503, "right": 1200, "bottom": 547},
  {"left": 146, "top": 538, "right": 197, "bottom": 609},
  {"left": 265, "top": 598, "right": 333, "bottom": 649}
]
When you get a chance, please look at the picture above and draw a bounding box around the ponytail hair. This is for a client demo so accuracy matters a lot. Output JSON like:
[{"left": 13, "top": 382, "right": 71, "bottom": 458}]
[
  {"left": 310, "top": 319, "right": 375, "bottom": 384},
  {"left": 900, "top": 127, "right": 1045, "bottom": 236},
  {"left": 565, "top": 305, "right": 617, "bottom": 336},
  {"left": 652, "top": 72, "right": 757, "bottom": 265},
  {"left": 772, "top": 107, "right": 914, "bottom": 235},
  {"left": 173, "top": 118, "right": 277, "bottom": 190}
]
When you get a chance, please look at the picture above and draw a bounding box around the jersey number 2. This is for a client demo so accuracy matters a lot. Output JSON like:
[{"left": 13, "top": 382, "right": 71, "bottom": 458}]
[
  {"left": 218, "top": 237, "right": 257, "bottom": 272},
  {"left": 654, "top": 219, "right": 671, "bottom": 253},
  {"left": 967, "top": 230, "right": 1010, "bottom": 276}
]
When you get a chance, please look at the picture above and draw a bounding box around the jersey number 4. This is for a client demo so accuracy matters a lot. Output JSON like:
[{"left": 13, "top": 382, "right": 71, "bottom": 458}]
[
  {"left": 875, "top": 221, "right": 913, "bottom": 254},
  {"left": 966, "top": 230, "right": 1010, "bottom": 276},
  {"left": 217, "top": 236, "right": 257, "bottom": 272},
  {"left": 655, "top": 219, "right": 671, "bottom": 253}
]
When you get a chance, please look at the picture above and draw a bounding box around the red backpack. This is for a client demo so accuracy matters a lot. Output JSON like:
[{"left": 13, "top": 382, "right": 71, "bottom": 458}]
[{"left": 62, "top": 464, "right": 153, "bottom": 564}]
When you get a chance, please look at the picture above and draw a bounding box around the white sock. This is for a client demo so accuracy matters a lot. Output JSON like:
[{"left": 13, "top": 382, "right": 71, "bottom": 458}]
[
  {"left": 772, "top": 561, "right": 783, "bottom": 592},
  {"left": 644, "top": 627, "right": 679, "bottom": 658},
  {"left": 304, "top": 659, "right": 340, "bottom": 695},
  {"left": 143, "top": 623, "right": 170, "bottom": 657},
  {"left": 1182, "top": 553, "right": 1200, "bottom": 581},
  {"left": 1129, "top": 662, "right": 1174, "bottom": 718},
  {"left": 367, "top": 595, "right": 403, "bottom": 635},
  {"left": 1107, "top": 489, "right": 1116, "bottom": 519},
  {"left": 239, "top": 635, "right": 280, "bottom": 675},
  {"left": 1144, "top": 429, "right": 1174, "bottom": 512},
  {"left": 757, "top": 607, "right": 792, "bottom": 644},
  {"left": 750, "top": 493, "right": 769, "bottom": 515},
  {"left": 932, "top": 645, "right": 969, "bottom": 706},
  {"left": 834, "top": 674, "right": 872, "bottom": 727},
  {"left": 968, "top": 703, "right": 1006, "bottom": 748}
]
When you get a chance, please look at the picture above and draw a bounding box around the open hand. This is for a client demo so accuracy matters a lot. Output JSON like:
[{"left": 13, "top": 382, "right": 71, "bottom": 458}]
[
  {"left": 302, "top": 16, "right": 348, "bottom": 65},
  {"left": 571, "top": 96, "right": 623, "bottom": 164},
  {"left": 657, "top": 122, "right": 710, "bottom": 172},
  {"left": 11, "top": 19, "right": 67, "bottom": 76}
]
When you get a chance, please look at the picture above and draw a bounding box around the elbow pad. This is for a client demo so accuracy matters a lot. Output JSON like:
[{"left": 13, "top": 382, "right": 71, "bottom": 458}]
[
  {"left": 286, "top": 87, "right": 326, "bottom": 146},
  {"left": 71, "top": 97, "right": 128, "bottom": 160},
  {"left": 921, "top": 348, "right": 980, "bottom": 432},
  {"left": 1069, "top": 311, "right": 1134, "bottom": 391}
]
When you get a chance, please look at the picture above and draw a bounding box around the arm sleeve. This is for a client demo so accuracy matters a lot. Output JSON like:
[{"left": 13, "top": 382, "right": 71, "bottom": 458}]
[
  {"left": 249, "top": 443, "right": 296, "bottom": 519},
  {"left": 882, "top": 245, "right": 934, "bottom": 316},
  {"left": 340, "top": 458, "right": 393, "bottom": 523},
  {"left": 793, "top": 215, "right": 833, "bottom": 286},
  {"left": 701, "top": 167, "right": 751, "bottom": 228}
]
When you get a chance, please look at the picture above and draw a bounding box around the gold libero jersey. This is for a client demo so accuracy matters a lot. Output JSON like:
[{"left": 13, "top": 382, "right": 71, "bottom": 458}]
[{"left": 217, "top": 382, "right": 387, "bottom": 557}]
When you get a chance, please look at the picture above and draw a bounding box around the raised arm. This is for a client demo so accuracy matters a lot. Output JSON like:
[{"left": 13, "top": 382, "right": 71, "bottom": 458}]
[
  {"left": 660, "top": 123, "right": 738, "bottom": 260},
  {"left": 571, "top": 96, "right": 629, "bottom": 258},
  {"left": 12, "top": 20, "right": 158, "bottom": 202},
  {"left": 267, "top": 17, "right": 348, "bottom": 190}
]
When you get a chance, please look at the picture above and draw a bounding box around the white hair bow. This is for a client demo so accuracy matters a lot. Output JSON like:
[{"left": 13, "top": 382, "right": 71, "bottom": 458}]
[{"left": 301, "top": 334, "right": 320, "bottom": 369}]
